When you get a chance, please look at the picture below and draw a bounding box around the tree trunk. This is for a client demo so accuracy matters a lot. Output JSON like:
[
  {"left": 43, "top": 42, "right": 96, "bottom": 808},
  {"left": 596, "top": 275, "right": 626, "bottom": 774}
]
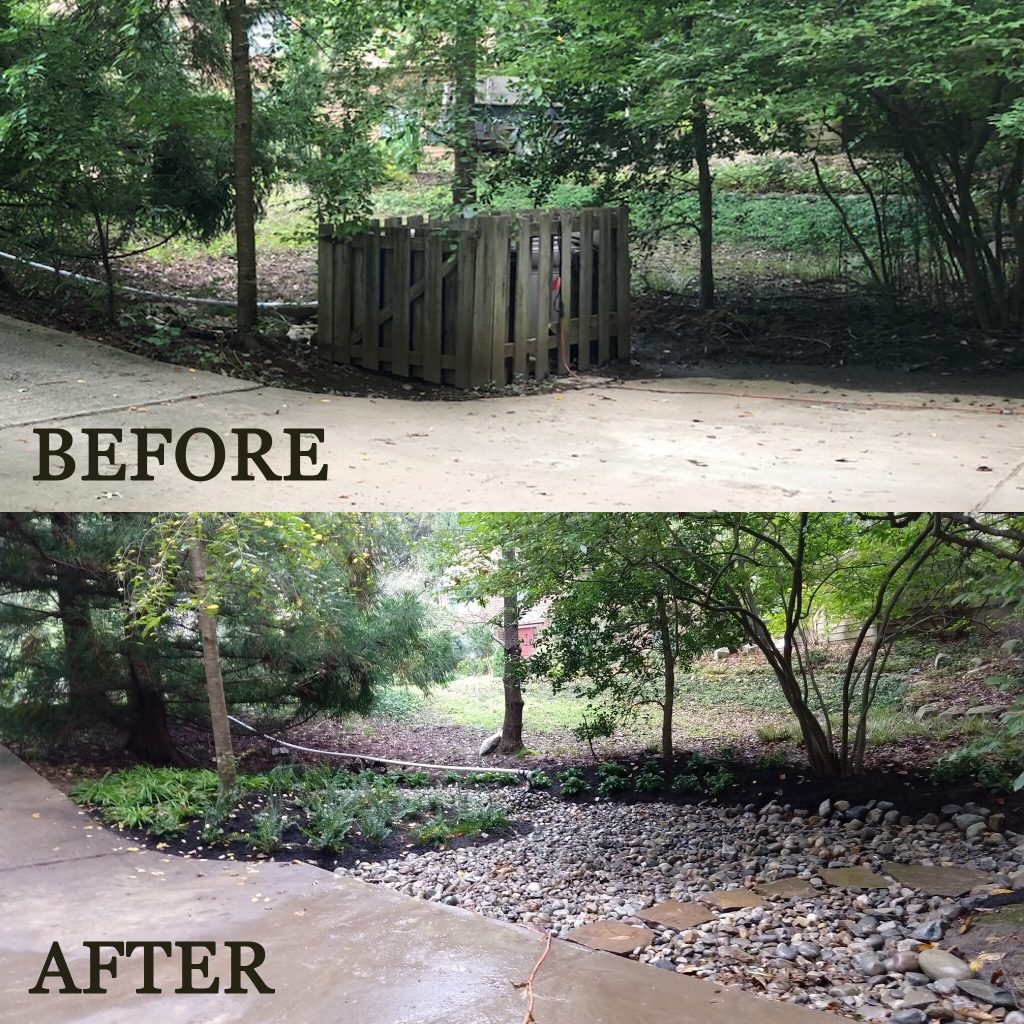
[
  {"left": 227, "top": 0, "right": 258, "bottom": 348},
  {"left": 693, "top": 100, "right": 715, "bottom": 311},
  {"left": 189, "top": 538, "right": 236, "bottom": 792},
  {"left": 49, "top": 513, "right": 104, "bottom": 712},
  {"left": 655, "top": 593, "right": 676, "bottom": 778},
  {"left": 123, "top": 640, "right": 190, "bottom": 767},
  {"left": 498, "top": 547, "right": 523, "bottom": 753},
  {"left": 450, "top": 3, "right": 479, "bottom": 209}
]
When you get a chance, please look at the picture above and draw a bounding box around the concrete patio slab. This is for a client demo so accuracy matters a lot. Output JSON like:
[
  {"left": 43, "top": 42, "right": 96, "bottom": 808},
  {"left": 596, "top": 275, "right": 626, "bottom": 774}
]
[
  {"left": 0, "top": 746, "right": 836, "bottom": 1024},
  {"left": 1, "top": 314, "right": 1023, "bottom": 509}
]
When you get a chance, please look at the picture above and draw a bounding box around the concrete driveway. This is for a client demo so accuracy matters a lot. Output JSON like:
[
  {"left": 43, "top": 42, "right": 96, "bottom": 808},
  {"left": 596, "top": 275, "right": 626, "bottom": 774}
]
[
  {"left": 1, "top": 314, "right": 1022, "bottom": 509},
  {"left": 0, "top": 746, "right": 832, "bottom": 1024}
]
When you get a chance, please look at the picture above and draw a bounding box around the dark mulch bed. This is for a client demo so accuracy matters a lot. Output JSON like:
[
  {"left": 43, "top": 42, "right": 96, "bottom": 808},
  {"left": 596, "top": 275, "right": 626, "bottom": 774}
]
[
  {"left": 626, "top": 289, "right": 1024, "bottom": 398},
  {"left": 92, "top": 791, "right": 533, "bottom": 873}
]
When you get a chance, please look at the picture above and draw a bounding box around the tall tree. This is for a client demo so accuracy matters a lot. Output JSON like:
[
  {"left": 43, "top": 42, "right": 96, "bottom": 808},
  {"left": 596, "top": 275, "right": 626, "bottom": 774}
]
[
  {"left": 189, "top": 534, "right": 236, "bottom": 792},
  {"left": 498, "top": 546, "right": 523, "bottom": 752},
  {"left": 226, "top": 0, "right": 258, "bottom": 346}
]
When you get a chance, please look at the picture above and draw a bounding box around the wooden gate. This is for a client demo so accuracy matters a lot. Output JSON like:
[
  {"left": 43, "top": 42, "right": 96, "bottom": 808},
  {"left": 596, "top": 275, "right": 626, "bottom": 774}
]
[{"left": 317, "top": 208, "right": 630, "bottom": 389}]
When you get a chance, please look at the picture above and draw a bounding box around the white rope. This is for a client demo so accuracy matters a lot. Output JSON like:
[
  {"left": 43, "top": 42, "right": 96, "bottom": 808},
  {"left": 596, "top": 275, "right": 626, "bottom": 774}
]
[
  {"left": 227, "top": 714, "right": 528, "bottom": 778},
  {"left": 0, "top": 249, "right": 315, "bottom": 312}
]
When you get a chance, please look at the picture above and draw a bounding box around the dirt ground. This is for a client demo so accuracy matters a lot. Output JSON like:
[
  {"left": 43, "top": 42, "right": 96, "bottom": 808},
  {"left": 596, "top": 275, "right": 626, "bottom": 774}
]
[{"left": 6, "top": 248, "right": 1024, "bottom": 401}]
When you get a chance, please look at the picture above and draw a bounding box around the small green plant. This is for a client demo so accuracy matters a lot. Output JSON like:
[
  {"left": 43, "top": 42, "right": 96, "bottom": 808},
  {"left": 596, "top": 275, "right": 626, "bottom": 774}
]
[
  {"left": 417, "top": 820, "right": 454, "bottom": 845},
  {"left": 397, "top": 770, "right": 431, "bottom": 788},
  {"left": 527, "top": 770, "right": 551, "bottom": 789},
  {"left": 249, "top": 797, "right": 287, "bottom": 854},
  {"left": 444, "top": 771, "right": 463, "bottom": 785},
  {"left": 597, "top": 762, "right": 628, "bottom": 778},
  {"left": 704, "top": 766, "right": 735, "bottom": 795},
  {"left": 557, "top": 769, "right": 591, "bottom": 796},
  {"left": 301, "top": 804, "right": 356, "bottom": 853},
  {"left": 357, "top": 805, "right": 393, "bottom": 846},
  {"left": 754, "top": 750, "right": 787, "bottom": 770},
  {"left": 672, "top": 773, "right": 702, "bottom": 794},
  {"left": 199, "top": 789, "right": 238, "bottom": 844},
  {"left": 597, "top": 774, "right": 630, "bottom": 796},
  {"left": 633, "top": 770, "right": 664, "bottom": 793}
]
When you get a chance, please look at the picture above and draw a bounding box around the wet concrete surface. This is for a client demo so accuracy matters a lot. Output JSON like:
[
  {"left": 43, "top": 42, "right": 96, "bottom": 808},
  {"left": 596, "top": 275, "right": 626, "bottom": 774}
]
[{"left": 1, "top": 745, "right": 833, "bottom": 1024}]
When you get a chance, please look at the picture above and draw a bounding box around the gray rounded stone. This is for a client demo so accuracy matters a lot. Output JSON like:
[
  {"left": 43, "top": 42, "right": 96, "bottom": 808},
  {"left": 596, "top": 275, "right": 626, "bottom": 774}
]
[{"left": 918, "top": 948, "right": 972, "bottom": 981}]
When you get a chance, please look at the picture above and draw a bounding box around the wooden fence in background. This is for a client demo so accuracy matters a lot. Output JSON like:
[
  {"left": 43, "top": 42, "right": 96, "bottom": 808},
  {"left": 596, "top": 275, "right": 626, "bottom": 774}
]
[{"left": 317, "top": 208, "right": 630, "bottom": 389}]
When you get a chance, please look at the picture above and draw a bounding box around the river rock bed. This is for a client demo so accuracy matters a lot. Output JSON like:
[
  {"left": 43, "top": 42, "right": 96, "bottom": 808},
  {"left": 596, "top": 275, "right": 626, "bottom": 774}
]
[{"left": 342, "top": 789, "right": 1024, "bottom": 1022}]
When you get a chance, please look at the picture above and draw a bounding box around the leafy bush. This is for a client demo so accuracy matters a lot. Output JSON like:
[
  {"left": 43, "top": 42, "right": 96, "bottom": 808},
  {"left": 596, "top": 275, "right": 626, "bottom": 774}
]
[
  {"left": 704, "top": 767, "right": 735, "bottom": 795},
  {"left": 597, "top": 774, "right": 630, "bottom": 796},
  {"left": 417, "top": 820, "right": 454, "bottom": 844},
  {"left": 357, "top": 804, "right": 393, "bottom": 846},
  {"left": 756, "top": 723, "right": 798, "bottom": 744},
  {"left": 200, "top": 789, "right": 239, "bottom": 844},
  {"left": 633, "top": 770, "right": 664, "bottom": 793},
  {"left": 597, "top": 762, "right": 628, "bottom": 778},
  {"left": 248, "top": 797, "right": 286, "bottom": 854},
  {"left": 393, "top": 770, "right": 430, "bottom": 788},
  {"left": 444, "top": 770, "right": 463, "bottom": 785},
  {"left": 557, "top": 768, "right": 591, "bottom": 796},
  {"left": 671, "top": 773, "right": 702, "bottom": 794},
  {"left": 302, "top": 805, "right": 356, "bottom": 852},
  {"left": 527, "top": 770, "right": 551, "bottom": 789}
]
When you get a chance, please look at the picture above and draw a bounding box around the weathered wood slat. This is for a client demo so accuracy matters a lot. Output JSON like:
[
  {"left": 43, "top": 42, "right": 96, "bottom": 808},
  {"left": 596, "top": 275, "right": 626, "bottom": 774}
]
[
  {"left": 489, "top": 216, "right": 511, "bottom": 386},
  {"left": 534, "top": 212, "right": 553, "bottom": 380},
  {"left": 392, "top": 228, "right": 411, "bottom": 377},
  {"left": 422, "top": 234, "right": 443, "bottom": 383},
  {"left": 513, "top": 215, "right": 531, "bottom": 379},
  {"left": 558, "top": 210, "right": 575, "bottom": 376},
  {"left": 615, "top": 207, "right": 631, "bottom": 360},
  {"left": 578, "top": 208, "right": 594, "bottom": 371},
  {"left": 334, "top": 239, "right": 351, "bottom": 365},
  {"left": 454, "top": 231, "right": 477, "bottom": 389},
  {"left": 364, "top": 228, "right": 380, "bottom": 369},
  {"left": 597, "top": 208, "right": 614, "bottom": 364}
]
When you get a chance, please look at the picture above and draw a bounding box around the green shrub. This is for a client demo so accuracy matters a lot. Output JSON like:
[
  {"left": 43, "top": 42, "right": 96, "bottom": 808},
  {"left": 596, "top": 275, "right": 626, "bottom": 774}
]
[
  {"left": 357, "top": 805, "right": 393, "bottom": 846},
  {"left": 301, "top": 804, "right": 356, "bottom": 853},
  {"left": 672, "top": 773, "right": 702, "bottom": 794},
  {"left": 597, "top": 762, "right": 628, "bottom": 778},
  {"left": 633, "top": 770, "right": 664, "bottom": 793},
  {"left": 444, "top": 770, "right": 463, "bottom": 785},
  {"left": 417, "top": 820, "right": 454, "bottom": 845},
  {"left": 249, "top": 797, "right": 286, "bottom": 854},
  {"left": 527, "top": 770, "right": 551, "bottom": 789},
  {"left": 705, "top": 766, "right": 735, "bottom": 795},
  {"left": 596, "top": 776, "right": 628, "bottom": 796},
  {"left": 557, "top": 768, "right": 591, "bottom": 796},
  {"left": 756, "top": 723, "right": 798, "bottom": 744}
]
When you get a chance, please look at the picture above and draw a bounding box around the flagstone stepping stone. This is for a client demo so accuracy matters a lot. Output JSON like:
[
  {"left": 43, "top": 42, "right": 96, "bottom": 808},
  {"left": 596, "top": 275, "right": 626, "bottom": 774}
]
[
  {"left": 820, "top": 866, "right": 888, "bottom": 889},
  {"left": 699, "top": 889, "right": 766, "bottom": 911},
  {"left": 638, "top": 900, "right": 714, "bottom": 930},
  {"left": 881, "top": 862, "right": 992, "bottom": 897},
  {"left": 567, "top": 921, "right": 655, "bottom": 956},
  {"left": 757, "top": 877, "right": 818, "bottom": 900}
]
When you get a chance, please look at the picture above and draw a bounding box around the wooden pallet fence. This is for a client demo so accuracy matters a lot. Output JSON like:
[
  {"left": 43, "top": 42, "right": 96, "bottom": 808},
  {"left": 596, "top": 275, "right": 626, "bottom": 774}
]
[{"left": 317, "top": 208, "right": 630, "bottom": 390}]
